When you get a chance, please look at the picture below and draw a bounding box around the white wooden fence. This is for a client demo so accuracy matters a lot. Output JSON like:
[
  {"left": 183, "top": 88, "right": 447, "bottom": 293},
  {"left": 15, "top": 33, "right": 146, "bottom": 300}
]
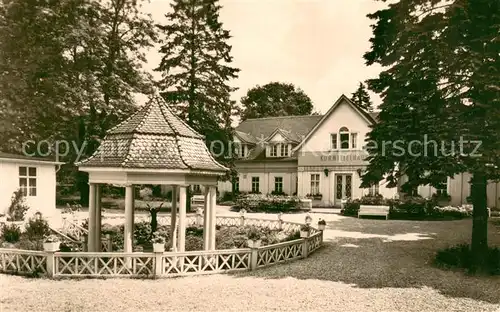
[{"left": 0, "top": 216, "right": 323, "bottom": 278}]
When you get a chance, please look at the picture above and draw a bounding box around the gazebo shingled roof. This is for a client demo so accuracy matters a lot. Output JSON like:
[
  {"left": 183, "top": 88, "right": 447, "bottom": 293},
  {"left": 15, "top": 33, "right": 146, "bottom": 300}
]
[{"left": 76, "top": 96, "right": 228, "bottom": 174}]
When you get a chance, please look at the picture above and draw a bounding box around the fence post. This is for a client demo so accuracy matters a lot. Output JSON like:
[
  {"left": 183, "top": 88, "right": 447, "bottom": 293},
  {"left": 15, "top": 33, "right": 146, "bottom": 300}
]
[
  {"left": 83, "top": 235, "right": 88, "bottom": 252},
  {"left": 302, "top": 238, "right": 309, "bottom": 259},
  {"left": 240, "top": 209, "right": 246, "bottom": 227},
  {"left": 46, "top": 251, "right": 56, "bottom": 278},
  {"left": 154, "top": 251, "right": 163, "bottom": 279},
  {"left": 250, "top": 247, "right": 258, "bottom": 270},
  {"left": 196, "top": 208, "right": 203, "bottom": 226},
  {"left": 277, "top": 213, "right": 283, "bottom": 230},
  {"left": 105, "top": 234, "right": 112, "bottom": 251}
]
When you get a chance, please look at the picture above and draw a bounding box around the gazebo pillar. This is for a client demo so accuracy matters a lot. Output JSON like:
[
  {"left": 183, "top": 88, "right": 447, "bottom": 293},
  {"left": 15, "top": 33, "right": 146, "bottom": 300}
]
[
  {"left": 209, "top": 186, "right": 217, "bottom": 250},
  {"left": 170, "top": 185, "right": 178, "bottom": 251},
  {"left": 94, "top": 184, "right": 102, "bottom": 252},
  {"left": 124, "top": 184, "right": 135, "bottom": 254},
  {"left": 177, "top": 186, "right": 187, "bottom": 252},
  {"left": 88, "top": 183, "right": 96, "bottom": 252},
  {"left": 203, "top": 187, "right": 210, "bottom": 250}
]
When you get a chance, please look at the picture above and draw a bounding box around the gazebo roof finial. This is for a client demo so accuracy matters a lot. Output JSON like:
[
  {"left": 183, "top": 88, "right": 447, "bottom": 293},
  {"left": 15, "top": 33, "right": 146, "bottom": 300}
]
[{"left": 76, "top": 94, "right": 228, "bottom": 175}]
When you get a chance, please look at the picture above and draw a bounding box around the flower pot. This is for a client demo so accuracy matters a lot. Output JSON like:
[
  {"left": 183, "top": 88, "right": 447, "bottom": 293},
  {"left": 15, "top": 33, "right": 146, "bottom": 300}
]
[
  {"left": 300, "top": 230, "right": 310, "bottom": 238},
  {"left": 43, "top": 242, "right": 60, "bottom": 252},
  {"left": 247, "top": 239, "right": 261, "bottom": 248},
  {"left": 318, "top": 224, "right": 326, "bottom": 231},
  {"left": 153, "top": 243, "right": 165, "bottom": 252}
]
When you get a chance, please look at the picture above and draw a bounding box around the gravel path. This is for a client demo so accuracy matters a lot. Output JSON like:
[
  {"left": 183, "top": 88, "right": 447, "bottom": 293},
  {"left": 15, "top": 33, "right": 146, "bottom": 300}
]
[
  {"left": 2, "top": 214, "right": 500, "bottom": 312},
  {"left": 1, "top": 270, "right": 498, "bottom": 312}
]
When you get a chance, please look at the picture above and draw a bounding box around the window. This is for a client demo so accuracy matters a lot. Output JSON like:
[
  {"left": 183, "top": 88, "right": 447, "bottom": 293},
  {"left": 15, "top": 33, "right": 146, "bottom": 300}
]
[
  {"left": 331, "top": 134, "right": 338, "bottom": 150},
  {"left": 280, "top": 144, "right": 289, "bottom": 157},
  {"left": 436, "top": 177, "right": 448, "bottom": 195},
  {"left": 240, "top": 145, "right": 247, "bottom": 158},
  {"left": 333, "top": 127, "right": 358, "bottom": 150},
  {"left": 270, "top": 145, "right": 278, "bottom": 157},
  {"left": 193, "top": 184, "right": 201, "bottom": 193},
  {"left": 368, "top": 182, "right": 380, "bottom": 196},
  {"left": 310, "top": 174, "right": 320, "bottom": 195},
  {"left": 233, "top": 177, "right": 239, "bottom": 193},
  {"left": 251, "top": 177, "right": 260, "bottom": 193},
  {"left": 340, "top": 127, "right": 350, "bottom": 149},
  {"left": 351, "top": 133, "right": 358, "bottom": 149},
  {"left": 274, "top": 177, "right": 283, "bottom": 193},
  {"left": 19, "top": 166, "right": 37, "bottom": 196}
]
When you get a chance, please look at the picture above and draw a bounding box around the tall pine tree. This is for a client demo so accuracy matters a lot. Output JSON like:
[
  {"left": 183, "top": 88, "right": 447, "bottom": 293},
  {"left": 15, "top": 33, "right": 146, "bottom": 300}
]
[
  {"left": 155, "top": 0, "right": 239, "bottom": 166},
  {"left": 363, "top": 0, "right": 500, "bottom": 272},
  {"left": 350, "top": 82, "right": 373, "bottom": 112}
]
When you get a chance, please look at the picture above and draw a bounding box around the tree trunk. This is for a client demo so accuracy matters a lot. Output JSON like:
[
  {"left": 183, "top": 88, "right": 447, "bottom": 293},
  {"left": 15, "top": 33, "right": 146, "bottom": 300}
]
[
  {"left": 470, "top": 171, "right": 488, "bottom": 272},
  {"left": 76, "top": 171, "right": 89, "bottom": 207}
]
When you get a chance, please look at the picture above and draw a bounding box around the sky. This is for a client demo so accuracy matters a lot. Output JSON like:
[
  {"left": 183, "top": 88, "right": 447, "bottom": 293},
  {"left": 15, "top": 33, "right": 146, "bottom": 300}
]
[{"left": 140, "top": 0, "right": 387, "bottom": 115}]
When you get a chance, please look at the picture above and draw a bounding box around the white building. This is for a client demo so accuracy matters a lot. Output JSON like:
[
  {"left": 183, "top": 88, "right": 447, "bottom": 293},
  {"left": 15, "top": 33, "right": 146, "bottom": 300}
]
[
  {"left": 218, "top": 95, "right": 500, "bottom": 209},
  {"left": 0, "top": 152, "right": 63, "bottom": 218}
]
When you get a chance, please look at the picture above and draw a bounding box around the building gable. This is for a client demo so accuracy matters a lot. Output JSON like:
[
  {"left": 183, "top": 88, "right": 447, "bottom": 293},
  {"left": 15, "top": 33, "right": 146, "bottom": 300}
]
[{"left": 294, "top": 95, "right": 375, "bottom": 153}]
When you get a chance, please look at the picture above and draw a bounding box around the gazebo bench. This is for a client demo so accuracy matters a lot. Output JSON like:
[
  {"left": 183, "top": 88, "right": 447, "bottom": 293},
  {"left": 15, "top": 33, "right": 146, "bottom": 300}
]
[{"left": 358, "top": 205, "right": 390, "bottom": 220}]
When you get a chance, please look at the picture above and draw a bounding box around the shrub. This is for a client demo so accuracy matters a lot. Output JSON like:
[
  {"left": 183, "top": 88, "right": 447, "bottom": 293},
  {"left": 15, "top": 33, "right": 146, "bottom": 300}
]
[
  {"left": 185, "top": 236, "right": 204, "bottom": 251},
  {"left": 186, "top": 226, "right": 203, "bottom": 237},
  {"left": 247, "top": 226, "right": 261, "bottom": 240},
  {"left": 359, "top": 194, "right": 386, "bottom": 205},
  {"left": 389, "top": 196, "right": 431, "bottom": 219},
  {"left": 216, "top": 226, "right": 248, "bottom": 249},
  {"left": 16, "top": 238, "right": 42, "bottom": 251},
  {"left": 7, "top": 190, "right": 30, "bottom": 221},
  {"left": 24, "top": 218, "right": 51, "bottom": 241},
  {"left": 342, "top": 199, "right": 360, "bottom": 216},
  {"left": 2, "top": 223, "right": 21, "bottom": 243},
  {"left": 134, "top": 221, "right": 152, "bottom": 246},
  {"left": 235, "top": 194, "right": 301, "bottom": 213},
  {"left": 284, "top": 231, "right": 300, "bottom": 241},
  {"left": 435, "top": 244, "right": 500, "bottom": 275},
  {"left": 101, "top": 223, "right": 124, "bottom": 251}
]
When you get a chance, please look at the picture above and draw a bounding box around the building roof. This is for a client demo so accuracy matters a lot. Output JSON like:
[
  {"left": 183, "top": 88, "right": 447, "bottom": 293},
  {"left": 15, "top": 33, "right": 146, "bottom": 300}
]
[
  {"left": 76, "top": 96, "right": 228, "bottom": 174},
  {"left": 234, "top": 115, "right": 322, "bottom": 161},
  {"left": 0, "top": 152, "right": 63, "bottom": 164},
  {"left": 234, "top": 95, "right": 378, "bottom": 161},
  {"left": 236, "top": 115, "right": 323, "bottom": 143}
]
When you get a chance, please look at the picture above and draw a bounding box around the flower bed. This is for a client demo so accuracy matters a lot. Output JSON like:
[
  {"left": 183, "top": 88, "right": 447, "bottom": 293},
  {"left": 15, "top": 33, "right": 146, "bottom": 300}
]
[
  {"left": 0, "top": 216, "right": 323, "bottom": 279},
  {"left": 342, "top": 195, "right": 476, "bottom": 220},
  {"left": 233, "top": 194, "right": 302, "bottom": 213}
]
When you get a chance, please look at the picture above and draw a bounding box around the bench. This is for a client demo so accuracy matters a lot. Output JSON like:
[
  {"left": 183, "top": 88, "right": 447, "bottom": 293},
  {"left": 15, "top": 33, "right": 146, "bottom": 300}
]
[
  {"left": 358, "top": 205, "right": 390, "bottom": 220},
  {"left": 191, "top": 195, "right": 205, "bottom": 208}
]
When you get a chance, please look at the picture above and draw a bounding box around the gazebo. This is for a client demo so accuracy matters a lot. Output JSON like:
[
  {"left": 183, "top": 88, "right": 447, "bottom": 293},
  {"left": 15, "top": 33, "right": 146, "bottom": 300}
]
[{"left": 75, "top": 95, "right": 228, "bottom": 254}]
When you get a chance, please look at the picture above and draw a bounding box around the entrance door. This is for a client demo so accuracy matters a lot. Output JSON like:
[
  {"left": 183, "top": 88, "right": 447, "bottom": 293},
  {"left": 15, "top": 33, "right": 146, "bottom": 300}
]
[{"left": 334, "top": 174, "right": 352, "bottom": 206}]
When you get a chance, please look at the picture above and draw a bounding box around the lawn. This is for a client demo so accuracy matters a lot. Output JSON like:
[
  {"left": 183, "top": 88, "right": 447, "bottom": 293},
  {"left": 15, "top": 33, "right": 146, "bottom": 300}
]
[{"left": 1, "top": 215, "right": 499, "bottom": 311}]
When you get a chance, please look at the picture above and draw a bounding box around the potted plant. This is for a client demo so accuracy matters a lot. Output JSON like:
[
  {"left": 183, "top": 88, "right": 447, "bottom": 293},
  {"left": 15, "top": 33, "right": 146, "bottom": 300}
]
[
  {"left": 300, "top": 224, "right": 311, "bottom": 238},
  {"left": 43, "top": 234, "right": 61, "bottom": 251},
  {"left": 151, "top": 232, "right": 166, "bottom": 252},
  {"left": 317, "top": 219, "right": 326, "bottom": 231},
  {"left": 246, "top": 227, "right": 262, "bottom": 248}
]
